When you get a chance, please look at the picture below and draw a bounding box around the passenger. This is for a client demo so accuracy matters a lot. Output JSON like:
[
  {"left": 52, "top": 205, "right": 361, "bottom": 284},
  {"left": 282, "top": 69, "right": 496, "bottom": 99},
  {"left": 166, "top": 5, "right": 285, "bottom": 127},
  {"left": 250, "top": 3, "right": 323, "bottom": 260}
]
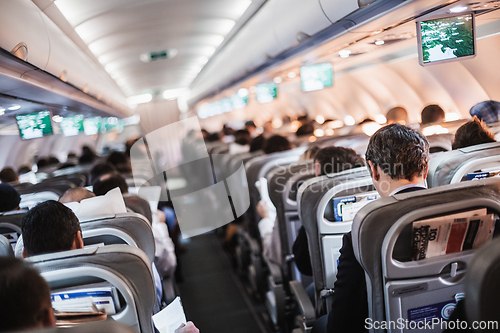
[
  {"left": 295, "top": 122, "right": 315, "bottom": 137},
  {"left": 314, "top": 124, "right": 429, "bottom": 333},
  {"left": 0, "top": 183, "right": 21, "bottom": 213},
  {"left": 18, "top": 165, "right": 32, "bottom": 175},
  {"left": 249, "top": 134, "right": 266, "bottom": 152},
  {"left": 229, "top": 129, "right": 251, "bottom": 154},
  {"left": 469, "top": 100, "right": 500, "bottom": 124},
  {"left": 386, "top": 106, "right": 408, "bottom": 125},
  {"left": 59, "top": 187, "right": 96, "bottom": 204},
  {"left": 0, "top": 257, "right": 55, "bottom": 332},
  {"left": 107, "top": 151, "right": 132, "bottom": 174},
  {"left": 263, "top": 135, "right": 293, "bottom": 154},
  {"left": 93, "top": 172, "right": 152, "bottom": 223},
  {"left": 47, "top": 156, "right": 60, "bottom": 166},
  {"left": 58, "top": 162, "right": 77, "bottom": 170},
  {"left": 245, "top": 120, "right": 257, "bottom": 137},
  {"left": 421, "top": 104, "right": 445, "bottom": 125},
  {"left": 298, "top": 146, "right": 320, "bottom": 162},
  {"left": 452, "top": 116, "right": 496, "bottom": 150},
  {"left": 88, "top": 162, "right": 117, "bottom": 186},
  {"left": 0, "top": 167, "right": 19, "bottom": 184},
  {"left": 293, "top": 147, "right": 365, "bottom": 277},
  {"left": 36, "top": 158, "right": 49, "bottom": 170}
]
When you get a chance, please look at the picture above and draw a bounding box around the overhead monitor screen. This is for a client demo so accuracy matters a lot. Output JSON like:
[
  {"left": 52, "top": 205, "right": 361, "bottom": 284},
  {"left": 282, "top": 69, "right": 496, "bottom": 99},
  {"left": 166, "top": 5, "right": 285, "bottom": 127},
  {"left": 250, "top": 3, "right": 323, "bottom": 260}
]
[
  {"left": 417, "top": 13, "right": 475, "bottom": 66},
  {"left": 16, "top": 110, "right": 53, "bottom": 140},
  {"left": 59, "top": 115, "right": 84, "bottom": 137},
  {"left": 300, "top": 63, "right": 333, "bottom": 92},
  {"left": 255, "top": 82, "right": 277, "bottom": 104},
  {"left": 102, "top": 117, "right": 124, "bottom": 133},
  {"left": 83, "top": 117, "right": 102, "bottom": 135}
]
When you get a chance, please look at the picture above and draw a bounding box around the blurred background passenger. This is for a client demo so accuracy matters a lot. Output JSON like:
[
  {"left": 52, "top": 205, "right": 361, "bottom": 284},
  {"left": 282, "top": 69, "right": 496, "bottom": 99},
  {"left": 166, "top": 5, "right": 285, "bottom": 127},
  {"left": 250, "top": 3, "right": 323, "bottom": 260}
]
[
  {"left": 245, "top": 120, "right": 257, "bottom": 138},
  {"left": 88, "top": 162, "right": 117, "bottom": 186},
  {"left": 249, "top": 134, "right": 266, "bottom": 153},
  {"left": 421, "top": 104, "right": 445, "bottom": 125},
  {"left": 0, "top": 167, "right": 19, "bottom": 184},
  {"left": 59, "top": 187, "right": 96, "bottom": 204},
  {"left": 263, "top": 135, "right": 293, "bottom": 154},
  {"left": 107, "top": 151, "right": 132, "bottom": 174},
  {"left": 0, "top": 183, "right": 21, "bottom": 213},
  {"left": 469, "top": 100, "right": 500, "bottom": 124},
  {"left": 452, "top": 116, "right": 496, "bottom": 150},
  {"left": 386, "top": 106, "right": 408, "bottom": 125},
  {"left": 0, "top": 257, "right": 55, "bottom": 332},
  {"left": 229, "top": 129, "right": 251, "bottom": 154}
]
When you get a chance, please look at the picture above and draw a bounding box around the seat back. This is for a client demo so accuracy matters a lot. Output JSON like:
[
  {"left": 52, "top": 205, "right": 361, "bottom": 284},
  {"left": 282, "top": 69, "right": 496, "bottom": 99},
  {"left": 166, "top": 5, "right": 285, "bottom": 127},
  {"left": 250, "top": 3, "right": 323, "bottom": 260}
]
[
  {"left": 465, "top": 237, "right": 500, "bottom": 331},
  {"left": 0, "top": 234, "right": 14, "bottom": 256},
  {"left": 426, "top": 133, "right": 453, "bottom": 153},
  {"left": 0, "top": 210, "right": 27, "bottom": 252},
  {"left": 15, "top": 213, "right": 155, "bottom": 263},
  {"left": 8, "top": 320, "right": 136, "bottom": 333},
  {"left": 297, "top": 167, "right": 373, "bottom": 311},
  {"left": 352, "top": 178, "right": 500, "bottom": 333},
  {"left": 29, "top": 245, "right": 155, "bottom": 333},
  {"left": 427, "top": 142, "right": 500, "bottom": 188},
  {"left": 20, "top": 191, "right": 60, "bottom": 209}
]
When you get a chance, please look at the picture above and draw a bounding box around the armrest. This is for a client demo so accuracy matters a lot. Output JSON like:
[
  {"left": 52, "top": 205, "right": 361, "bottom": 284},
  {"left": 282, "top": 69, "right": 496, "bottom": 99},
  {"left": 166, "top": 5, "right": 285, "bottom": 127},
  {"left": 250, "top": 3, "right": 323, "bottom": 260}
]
[
  {"left": 264, "top": 256, "right": 283, "bottom": 284},
  {"left": 290, "top": 280, "right": 316, "bottom": 328}
]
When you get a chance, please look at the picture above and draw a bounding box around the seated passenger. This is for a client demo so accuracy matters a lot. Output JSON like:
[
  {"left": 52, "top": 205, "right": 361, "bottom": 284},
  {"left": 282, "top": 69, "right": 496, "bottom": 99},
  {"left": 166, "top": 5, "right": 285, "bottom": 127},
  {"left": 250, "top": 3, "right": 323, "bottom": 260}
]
[
  {"left": 263, "top": 135, "right": 293, "bottom": 154},
  {"left": 88, "top": 162, "right": 117, "bottom": 186},
  {"left": 249, "top": 134, "right": 266, "bottom": 152},
  {"left": 421, "top": 104, "right": 445, "bottom": 125},
  {"left": 0, "top": 183, "right": 21, "bottom": 213},
  {"left": 59, "top": 187, "right": 96, "bottom": 204},
  {"left": 229, "top": 129, "right": 251, "bottom": 154},
  {"left": 293, "top": 147, "right": 365, "bottom": 277},
  {"left": 298, "top": 146, "right": 320, "bottom": 162},
  {"left": 0, "top": 257, "right": 55, "bottom": 332},
  {"left": 0, "top": 167, "right": 19, "bottom": 185},
  {"left": 315, "top": 124, "right": 429, "bottom": 333},
  {"left": 452, "top": 116, "right": 496, "bottom": 150},
  {"left": 107, "top": 151, "right": 132, "bottom": 174},
  {"left": 469, "top": 100, "right": 500, "bottom": 124},
  {"left": 386, "top": 106, "right": 408, "bottom": 125}
]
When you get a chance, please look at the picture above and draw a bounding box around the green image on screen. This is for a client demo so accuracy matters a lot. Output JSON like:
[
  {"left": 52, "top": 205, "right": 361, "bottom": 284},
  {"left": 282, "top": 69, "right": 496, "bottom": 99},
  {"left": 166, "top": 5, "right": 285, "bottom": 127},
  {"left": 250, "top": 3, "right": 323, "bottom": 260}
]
[
  {"left": 60, "top": 115, "right": 84, "bottom": 137},
  {"left": 300, "top": 63, "right": 333, "bottom": 92},
  {"left": 256, "top": 82, "right": 277, "bottom": 104},
  {"left": 83, "top": 116, "right": 102, "bottom": 135},
  {"left": 16, "top": 110, "right": 53, "bottom": 140},
  {"left": 420, "top": 13, "right": 474, "bottom": 63}
]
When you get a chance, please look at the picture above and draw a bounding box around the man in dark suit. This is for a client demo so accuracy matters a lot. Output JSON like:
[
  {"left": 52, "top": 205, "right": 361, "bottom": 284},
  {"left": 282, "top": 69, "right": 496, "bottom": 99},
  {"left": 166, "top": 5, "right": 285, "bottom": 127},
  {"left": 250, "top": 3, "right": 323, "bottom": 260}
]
[{"left": 314, "top": 124, "right": 429, "bottom": 333}]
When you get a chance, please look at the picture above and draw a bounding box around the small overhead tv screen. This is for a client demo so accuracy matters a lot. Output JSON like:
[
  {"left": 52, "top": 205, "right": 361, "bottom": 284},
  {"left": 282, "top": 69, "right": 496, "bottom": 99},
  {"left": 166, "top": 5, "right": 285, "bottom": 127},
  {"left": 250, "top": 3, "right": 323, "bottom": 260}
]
[
  {"left": 300, "top": 63, "right": 333, "bottom": 92},
  {"left": 60, "top": 115, "right": 85, "bottom": 137},
  {"left": 83, "top": 116, "right": 102, "bottom": 135},
  {"left": 16, "top": 110, "right": 53, "bottom": 140},
  {"left": 417, "top": 12, "right": 476, "bottom": 66},
  {"left": 255, "top": 82, "right": 277, "bottom": 104}
]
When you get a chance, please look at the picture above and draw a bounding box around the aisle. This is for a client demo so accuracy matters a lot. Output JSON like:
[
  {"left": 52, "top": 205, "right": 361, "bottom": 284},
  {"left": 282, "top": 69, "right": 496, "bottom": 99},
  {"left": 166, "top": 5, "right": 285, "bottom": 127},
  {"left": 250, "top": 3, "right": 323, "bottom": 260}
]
[{"left": 178, "top": 233, "right": 271, "bottom": 333}]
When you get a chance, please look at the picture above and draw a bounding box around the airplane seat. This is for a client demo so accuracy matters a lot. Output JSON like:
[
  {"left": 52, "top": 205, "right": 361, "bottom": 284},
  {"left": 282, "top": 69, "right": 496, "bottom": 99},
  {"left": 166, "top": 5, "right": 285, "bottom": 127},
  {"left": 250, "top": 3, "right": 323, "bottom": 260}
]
[
  {"left": 426, "top": 133, "right": 453, "bottom": 154},
  {"left": 0, "top": 210, "right": 27, "bottom": 235},
  {"left": 0, "top": 234, "right": 14, "bottom": 257},
  {"left": 28, "top": 245, "right": 156, "bottom": 333},
  {"left": 14, "top": 213, "right": 156, "bottom": 263},
  {"left": 293, "top": 168, "right": 374, "bottom": 331},
  {"left": 427, "top": 142, "right": 500, "bottom": 188},
  {"left": 464, "top": 236, "right": 500, "bottom": 332},
  {"left": 19, "top": 191, "right": 61, "bottom": 209},
  {"left": 352, "top": 178, "right": 500, "bottom": 333},
  {"left": 15, "top": 179, "right": 76, "bottom": 209},
  {"left": 7, "top": 320, "right": 136, "bottom": 333}
]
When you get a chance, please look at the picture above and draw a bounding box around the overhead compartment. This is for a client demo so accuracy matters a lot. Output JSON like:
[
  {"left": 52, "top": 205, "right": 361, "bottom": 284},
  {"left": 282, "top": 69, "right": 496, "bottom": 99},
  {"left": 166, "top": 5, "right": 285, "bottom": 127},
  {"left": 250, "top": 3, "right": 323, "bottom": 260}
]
[
  {"left": 274, "top": 0, "right": 332, "bottom": 50},
  {"left": 0, "top": 0, "right": 50, "bottom": 72},
  {"left": 320, "top": 0, "right": 360, "bottom": 24}
]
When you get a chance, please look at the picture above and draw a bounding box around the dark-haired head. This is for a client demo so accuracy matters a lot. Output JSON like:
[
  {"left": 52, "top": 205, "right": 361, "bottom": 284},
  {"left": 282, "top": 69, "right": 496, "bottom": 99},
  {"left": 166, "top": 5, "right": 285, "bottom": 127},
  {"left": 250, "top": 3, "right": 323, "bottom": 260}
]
[
  {"left": 89, "top": 162, "right": 117, "bottom": 186},
  {"left": 93, "top": 172, "right": 129, "bottom": 196},
  {"left": 263, "top": 135, "right": 292, "bottom": 154},
  {"left": 21, "top": 200, "right": 82, "bottom": 257},
  {"left": 366, "top": 124, "right": 429, "bottom": 181},
  {"left": 0, "top": 167, "right": 18, "bottom": 184},
  {"left": 452, "top": 116, "right": 496, "bottom": 150},
  {"left": 421, "top": 104, "right": 445, "bottom": 125},
  {"left": 314, "top": 146, "right": 365, "bottom": 176},
  {"left": 0, "top": 257, "right": 55, "bottom": 332}
]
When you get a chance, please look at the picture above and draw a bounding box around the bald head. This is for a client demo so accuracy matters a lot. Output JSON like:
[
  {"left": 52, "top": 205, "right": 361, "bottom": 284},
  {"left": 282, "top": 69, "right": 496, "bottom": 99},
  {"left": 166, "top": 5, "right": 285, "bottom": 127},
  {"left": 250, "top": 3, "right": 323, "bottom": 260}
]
[{"left": 59, "top": 187, "right": 96, "bottom": 204}]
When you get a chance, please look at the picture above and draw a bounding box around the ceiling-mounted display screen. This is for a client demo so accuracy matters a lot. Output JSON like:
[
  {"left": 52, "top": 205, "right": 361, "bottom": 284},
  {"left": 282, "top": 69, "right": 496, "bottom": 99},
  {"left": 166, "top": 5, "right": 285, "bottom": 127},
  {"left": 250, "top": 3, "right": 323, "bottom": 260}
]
[
  {"left": 300, "top": 63, "right": 333, "bottom": 92},
  {"left": 16, "top": 110, "right": 53, "bottom": 140},
  {"left": 255, "top": 82, "right": 277, "bottom": 104},
  {"left": 417, "top": 13, "right": 475, "bottom": 66},
  {"left": 83, "top": 117, "right": 102, "bottom": 135},
  {"left": 60, "top": 115, "right": 84, "bottom": 137}
]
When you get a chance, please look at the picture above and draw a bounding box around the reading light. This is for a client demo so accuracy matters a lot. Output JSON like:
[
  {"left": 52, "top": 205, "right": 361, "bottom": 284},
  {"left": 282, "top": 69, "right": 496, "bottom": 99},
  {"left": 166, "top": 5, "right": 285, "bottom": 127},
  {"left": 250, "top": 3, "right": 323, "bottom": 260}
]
[
  {"left": 328, "top": 120, "right": 344, "bottom": 129},
  {"left": 287, "top": 72, "right": 297, "bottom": 78},
  {"left": 375, "top": 40, "right": 385, "bottom": 46},
  {"left": 361, "top": 122, "right": 382, "bottom": 136},
  {"left": 314, "top": 129, "right": 324, "bottom": 137},
  {"left": 272, "top": 118, "right": 283, "bottom": 129},
  {"left": 315, "top": 115, "right": 325, "bottom": 124},
  {"left": 445, "top": 112, "right": 461, "bottom": 122},
  {"left": 127, "top": 93, "right": 152, "bottom": 105},
  {"left": 290, "top": 120, "right": 301, "bottom": 132},
  {"left": 339, "top": 50, "right": 351, "bottom": 58},
  {"left": 325, "top": 128, "right": 334, "bottom": 136},
  {"left": 375, "top": 114, "right": 387, "bottom": 124},
  {"left": 344, "top": 115, "right": 355, "bottom": 126},
  {"left": 450, "top": 6, "right": 468, "bottom": 13},
  {"left": 8, "top": 105, "right": 21, "bottom": 111},
  {"left": 273, "top": 77, "right": 283, "bottom": 84},
  {"left": 422, "top": 125, "right": 449, "bottom": 136},
  {"left": 308, "top": 136, "right": 317, "bottom": 143}
]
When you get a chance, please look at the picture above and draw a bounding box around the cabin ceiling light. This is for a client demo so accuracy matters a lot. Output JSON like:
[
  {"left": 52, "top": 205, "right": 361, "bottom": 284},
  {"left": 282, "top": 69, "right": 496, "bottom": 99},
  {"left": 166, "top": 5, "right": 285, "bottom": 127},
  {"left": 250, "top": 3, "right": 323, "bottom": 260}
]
[
  {"left": 273, "top": 77, "right": 282, "bottom": 84},
  {"left": 8, "top": 105, "right": 21, "bottom": 111},
  {"left": 238, "top": 88, "right": 249, "bottom": 97},
  {"left": 362, "top": 122, "right": 382, "bottom": 136},
  {"left": 315, "top": 115, "right": 325, "bottom": 124},
  {"left": 375, "top": 114, "right": 387, "bottom": 124},
  {"left": 445, "top": 112, "right": 460, "bottom": 122},
  {"left": 422, "top": 125, "right": 449, "bottom": 136},
  {"left": 272, "top": 118, "right": 283, "bottom": 129},
  {"left": 449, "top": 5, "right": 468, "bottom": 13},
  {"left": 163, "top": 88, "right": 188, "bottom": 100},
  {"left": 127, "top": 93, "right": 152, "bottom": 105},
  {"left": 328, "top": 120, "right": 344, "bottom": 129},
  {"left": 287, "top": 72, "right": 297, "bottom": 78},
  {"left": 375, "top": 40, "right": 385, "bottom": 46},
  {"left": 339, "top": 50, "right": 352, "bottom": 58},
  {"left": 314, "top": 129, "right": 324, "bottom": 137},
  {"left": 325, "top": 128, "right": 334, "bottom": 136},
  {"left": 344, "top": 115, "right": 355, "bottom": 126}
]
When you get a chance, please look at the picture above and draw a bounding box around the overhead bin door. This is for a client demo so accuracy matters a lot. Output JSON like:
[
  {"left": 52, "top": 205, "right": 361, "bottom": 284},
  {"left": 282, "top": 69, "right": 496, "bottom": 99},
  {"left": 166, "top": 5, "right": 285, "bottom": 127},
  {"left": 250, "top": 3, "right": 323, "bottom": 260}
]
[
  {"left": 0, "top": 0, "right": 50, "bottom": 75},
  {"left": 274, "top": 0, "right": 332, "bottom": 50},
  {"left": 320, "top": 0, "right": 360, "bottom": 23}
]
